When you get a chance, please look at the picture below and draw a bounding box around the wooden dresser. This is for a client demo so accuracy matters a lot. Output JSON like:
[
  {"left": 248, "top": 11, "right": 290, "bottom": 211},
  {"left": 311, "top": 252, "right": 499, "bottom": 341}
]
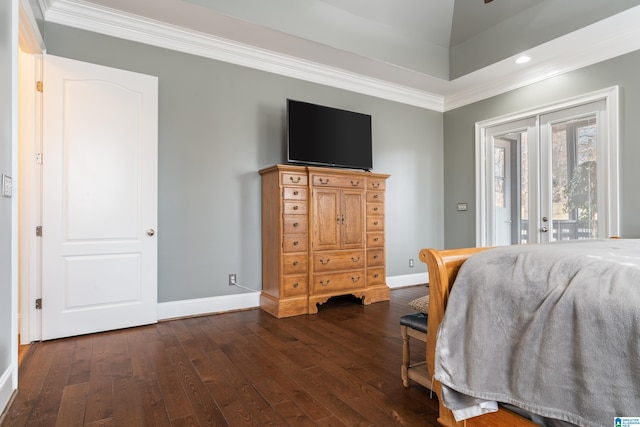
[{"left": 260, "top": 164, "right": 390, "bottom": 317}]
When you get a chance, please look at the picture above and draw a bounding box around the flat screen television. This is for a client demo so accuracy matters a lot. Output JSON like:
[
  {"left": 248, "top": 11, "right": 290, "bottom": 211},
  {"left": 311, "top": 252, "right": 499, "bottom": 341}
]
[{"left": 287, "top": 99, "right": 373, "bottom": 171}]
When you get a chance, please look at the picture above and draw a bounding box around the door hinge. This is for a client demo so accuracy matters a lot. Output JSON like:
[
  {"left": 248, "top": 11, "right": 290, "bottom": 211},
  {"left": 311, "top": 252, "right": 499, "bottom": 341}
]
[
  {"left": 36, "top": 81, "right": 43, "bottom": 92},
  {"left": 36, "top": 226, "right": 42, "bottom": 236},
  {"left": 35, "top": 298, "right": 42, "bottom": 309},
  {"left": 36, "top": 153, "right": 42, "bottom": 164}
]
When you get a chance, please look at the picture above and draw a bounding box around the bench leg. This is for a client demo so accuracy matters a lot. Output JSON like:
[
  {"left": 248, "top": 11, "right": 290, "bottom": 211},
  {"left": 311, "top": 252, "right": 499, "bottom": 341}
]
[{"left": 401, "top": 325, "right": 410, "bottom": 387}]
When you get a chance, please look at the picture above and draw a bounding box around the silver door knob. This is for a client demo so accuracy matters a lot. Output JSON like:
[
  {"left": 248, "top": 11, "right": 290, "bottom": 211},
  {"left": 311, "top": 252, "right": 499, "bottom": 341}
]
[
  {"left": 147, "top": 229, "right": 155, "bottom": 236},
  {"left": 541, "top": 227, "right": 548, "bottom": 233}
]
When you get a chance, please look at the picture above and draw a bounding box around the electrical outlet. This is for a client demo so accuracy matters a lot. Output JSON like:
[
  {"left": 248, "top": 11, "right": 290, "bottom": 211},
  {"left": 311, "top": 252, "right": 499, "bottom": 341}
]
[
  {"left": 228, "top": 273, "right": 236, "bottom": 286},
  {"left": 409, "top": 259, "right": 414, "bottom": 268}
]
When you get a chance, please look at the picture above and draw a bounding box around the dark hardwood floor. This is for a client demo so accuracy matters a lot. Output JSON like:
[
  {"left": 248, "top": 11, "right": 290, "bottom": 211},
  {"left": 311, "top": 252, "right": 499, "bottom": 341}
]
[{"left": 1, "top": 285, "right": 439, "bottom": 426}]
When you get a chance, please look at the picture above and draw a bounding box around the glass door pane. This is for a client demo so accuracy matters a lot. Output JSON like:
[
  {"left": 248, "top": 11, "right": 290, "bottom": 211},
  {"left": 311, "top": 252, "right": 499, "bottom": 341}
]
[
  {"left": 483, "top": 117, "right": 535, "bottom": 247},
  {"left": 492, "top": 132, "right": 530, "bottom": 246},
  {"left": 549, "top": 116, "right": 598, "bottom": 240}
]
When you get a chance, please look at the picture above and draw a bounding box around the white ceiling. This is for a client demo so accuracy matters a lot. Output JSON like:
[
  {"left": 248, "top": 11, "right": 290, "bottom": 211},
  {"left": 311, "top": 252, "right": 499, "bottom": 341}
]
[{"left": 37, "top": 0, "right": 640, "bottom": 110}]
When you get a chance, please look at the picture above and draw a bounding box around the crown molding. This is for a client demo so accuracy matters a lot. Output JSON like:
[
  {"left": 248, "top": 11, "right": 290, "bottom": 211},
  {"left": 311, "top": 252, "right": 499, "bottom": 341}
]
[
  {"left": 19, "top": 0, "right": 46, "bottom": 53},
  {"left": 443, "top": 5, "right": 640, "bottom": 111},
  {"left": 43, "top": 0, "right": 445, "bottom": 111},
  {"left": 42, "top": 0, "right": 640, "bottom": 112}
]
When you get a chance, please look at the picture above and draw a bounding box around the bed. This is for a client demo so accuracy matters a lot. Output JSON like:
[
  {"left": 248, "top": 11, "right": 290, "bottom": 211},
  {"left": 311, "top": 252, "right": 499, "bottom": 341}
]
[{"left": 419, "top": 239, "right": 640, "bottom": 427}]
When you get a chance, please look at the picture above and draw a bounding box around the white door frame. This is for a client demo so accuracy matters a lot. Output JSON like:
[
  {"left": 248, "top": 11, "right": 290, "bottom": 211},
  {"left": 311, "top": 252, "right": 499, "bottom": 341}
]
[
  {"left": 475, "top": 87, "right": 619, "bottom": 247},
  {"left": 18, "top": 0, "right": 46, "bottom": 344}
]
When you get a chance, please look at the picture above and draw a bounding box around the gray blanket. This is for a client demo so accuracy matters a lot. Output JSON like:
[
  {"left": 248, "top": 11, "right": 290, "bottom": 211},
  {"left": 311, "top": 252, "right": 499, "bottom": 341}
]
[{"left": 434, "top": 239, "right": 640, "bottom": 427}]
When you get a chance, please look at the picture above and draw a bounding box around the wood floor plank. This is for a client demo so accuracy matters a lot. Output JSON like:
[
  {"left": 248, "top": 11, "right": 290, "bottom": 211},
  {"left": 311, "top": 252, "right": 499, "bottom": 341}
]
[
  {"left": 166, "top": 345, "right": 227, "bottom": 426},
  {"left": 146, "top": 340, "right": 194, "bottom": 421},
  {"left": 240, "top": 340, "right": 333, "bottom": 423},
  {"left": 54, "top": 383, "right": 88, "bottom": 427},
  {"left": 111, "top": 376, "right": 141, "bottom": 426},
  {"left": 2, "top": 286, "right": 441, "bottom": 427},
  {"left": 66, "top": 336, "right": 93, "bottom": 386},
  {"left": 135, "top": 379, "right": 171, "bottom": 427},
  {"left": 24, "top": 341, "right": 76, "bottom": 426},
  {"left": 84, "top": 333, "right": 114, "bottom": 424},
  {"left": 207, "top": 348, "right": 286, "bottom": 426}
]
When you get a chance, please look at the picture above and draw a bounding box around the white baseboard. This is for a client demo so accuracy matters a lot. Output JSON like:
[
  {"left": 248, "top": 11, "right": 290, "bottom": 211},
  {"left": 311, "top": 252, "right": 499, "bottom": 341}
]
[
  {"left": 386, "top": 272, "right": 429, "bottom": 289},
  {"left": 157, "top": 273, "right": 428, "bottom": 320},
  {"left": 0, "top": 363, "right": 16, "bottom": 418},
  {"left": 158, "top": 291, "right": 261, "bottom": 320}
]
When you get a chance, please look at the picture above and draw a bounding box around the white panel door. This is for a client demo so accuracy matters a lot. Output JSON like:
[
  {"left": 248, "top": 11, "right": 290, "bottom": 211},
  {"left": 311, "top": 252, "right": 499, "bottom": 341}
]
[{"left": 42, "top": 54, "right": 158, "bottom": 340}]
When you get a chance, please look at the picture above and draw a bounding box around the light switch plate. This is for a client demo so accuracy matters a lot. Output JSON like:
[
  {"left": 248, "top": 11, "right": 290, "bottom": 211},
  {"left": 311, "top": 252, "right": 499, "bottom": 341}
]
[
  {"left": 457, "top": 202, "right": 468, "bottom": 211},
  {"left": 1, "top": 174, "right": 11, "bottom": 198}
]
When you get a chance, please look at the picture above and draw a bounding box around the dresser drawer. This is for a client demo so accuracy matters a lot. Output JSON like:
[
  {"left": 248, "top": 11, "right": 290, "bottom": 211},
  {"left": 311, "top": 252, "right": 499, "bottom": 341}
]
[
  {"left": 366, "top": 216, "right": 384, "bottom": 231},
  {"left": 283, "top": 216, "right": 307, "bottom": 234},
  {"left": 367, "top": 232, "right": 384, "bottom": 248},
  {"left": 313, "top": 250, "right": 365, "bottom": 272},
  {"left": 367, "top": 249, "right": 384, "bottom": 267},
  {"left": 283, "top": 201, "right": 307, "bottom": 215},
  {"left": 311, "top": 174, "right": 365, "bottom": 189},
  {"left": 282, "top": 275, "right": 308, "bottom": 297},
  {"left": 283, "top": 254, "right": 307, "bottom": 275},
  {"left": 366, "top": 203, "right": 384, "bottom": 216},
  {"left": 283, "top": 234, "right": 307, "bottom": 252},
  {"left": 367, "top": 268, "right": 385, "bottom": 286},
  {"left": 366, "top": 191, "right": 384, "bottom": 203},
  {"left": 368, "top": 179, "right": 386, "bottom": 191},
  {"left": 283, "top": 187, "right": 307, "bottom": 200},
  {"left": 281, "top": 172, "right": 308, "bottom": 186},
  {"left": 311, "top": 270, "right": 366, "bottom": 294}
]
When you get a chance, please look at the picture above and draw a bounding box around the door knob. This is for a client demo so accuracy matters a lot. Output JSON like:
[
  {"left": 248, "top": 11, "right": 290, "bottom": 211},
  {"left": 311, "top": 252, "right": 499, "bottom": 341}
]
[
  {"left": 540, "top": 227, "right": 548, "bottom": 233},
  {"left": 147, "top": 229, "right": 155, "bottom": 236}
]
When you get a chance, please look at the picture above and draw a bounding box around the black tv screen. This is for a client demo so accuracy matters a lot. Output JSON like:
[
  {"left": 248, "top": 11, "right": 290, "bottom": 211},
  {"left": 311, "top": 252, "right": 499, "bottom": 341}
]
[{"left": 287, "top": 99, "right": 372, "bottom": 171}]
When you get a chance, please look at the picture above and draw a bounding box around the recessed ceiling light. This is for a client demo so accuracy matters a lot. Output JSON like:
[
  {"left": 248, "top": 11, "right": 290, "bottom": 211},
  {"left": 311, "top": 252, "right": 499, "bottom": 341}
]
[{"left": 516, "top": 55, "right": 531, "bottom": 64}]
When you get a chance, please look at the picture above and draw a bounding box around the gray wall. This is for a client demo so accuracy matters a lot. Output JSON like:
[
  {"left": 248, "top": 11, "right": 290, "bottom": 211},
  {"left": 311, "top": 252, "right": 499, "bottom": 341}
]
[
  {"left": 444, "top": 49, "right": 640, "bottom": 249},
  {"left": 1, "top": 0, "right": 14, "bottom": 383},
  {"left": 43, "top": 23, "right": 443, "bottom": 303}
]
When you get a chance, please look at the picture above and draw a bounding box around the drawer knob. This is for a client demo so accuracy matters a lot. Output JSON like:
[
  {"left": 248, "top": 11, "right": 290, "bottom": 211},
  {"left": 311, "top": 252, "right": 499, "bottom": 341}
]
[
  {"left": 373, "top": 194, "right": 379, "bottom": 199},
  {"left": 320, "top": 258, "right": 331, "bottom": 265},
  {"left": 373, "top": 221, "right": 379, "bottom": 226},
  {"left": 351, "top": 180, "right": 359, "bottom": 186},
  {"left": 374, "top": 237, "right": 379, "bottom": 242},
  {"left": 293, "top": 241, "right": 299, "bottom": 246},
  {"left": 351, "top": 276, "right": 361, "bottom": 283},
  {"left": 319, "top": 178, "right": 330, "bottom": 185},
  {"left": 289, "top": 176, "right": 301, "bottom": 183},
  {"left": 293, "top": 283, "right": 299, "bottom": 288},
  {"left": 293, "top": 261, "right": 299, "bottom": 266},
  {"left": 320, "top": 280, "right": 330, "bottom": 286},
  {"left": 374, "top": 274, "right": 379, "bottom": 279},
  {"left": 372, "top": 182, "right": 380, "bottom": 188},
  {"left": 293, "top": 205, "right": 299, "bottom": 210},
  {"left": 373, "top": 255, "right": 379, "bottom": 260},
  {"left": 293, "top": 222, "right": 299, "bottom": 227},
  {"left": 293, "top": 190, "right": 299, "bottom": 195},
  {"left": 373, "top": 207, "right": 379, "bottom": 211},
  {"left": 351, "top": 256, "right": 360, "bottom": 263}
]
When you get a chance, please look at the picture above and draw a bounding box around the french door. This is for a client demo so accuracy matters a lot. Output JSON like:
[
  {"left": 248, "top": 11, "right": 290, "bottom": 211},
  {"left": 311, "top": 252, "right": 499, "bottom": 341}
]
[{"left": 477, "top": 89, "right": 618, "bottom": 246}]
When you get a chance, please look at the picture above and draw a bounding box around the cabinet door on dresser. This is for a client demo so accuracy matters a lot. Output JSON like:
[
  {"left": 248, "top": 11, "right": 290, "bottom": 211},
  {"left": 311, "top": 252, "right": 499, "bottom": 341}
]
[
  {"left": 341, "top": 190, "right": 366, "bottom": 249},
  {"left": 311, "top": 173, "right": 365, "bottom": 251},
  {"left": 311, "top": 188, "right": 341, "bottom": 251}
]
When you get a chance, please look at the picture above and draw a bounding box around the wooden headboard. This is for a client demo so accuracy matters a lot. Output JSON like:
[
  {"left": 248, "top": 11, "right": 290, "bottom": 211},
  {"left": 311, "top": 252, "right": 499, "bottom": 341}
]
[{"left": 419, "top": 247, "right": 537, "bottom": 427}]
